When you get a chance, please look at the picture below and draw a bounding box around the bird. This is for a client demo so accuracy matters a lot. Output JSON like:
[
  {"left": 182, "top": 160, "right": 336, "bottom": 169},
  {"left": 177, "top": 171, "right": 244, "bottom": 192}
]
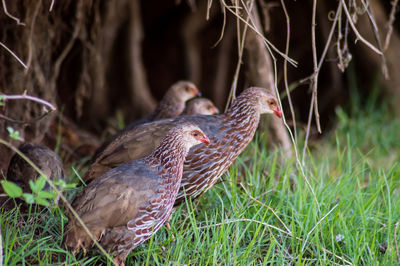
[
  {"left": 83, "top": 87, "right": 282, "bottom": 205},
  {"left": 126, "top": 81, "right": 200, "bottom": 130},
  {"left": 6, "top": 143, "right": 64, "bottom": 194},
  {"left": 64, "top": 123, "right": 210, "bottom": 265},
  {"left": 92, "top": 87, "right": 209, "bottom": 164},
  {"left": 182, "top": 97, "right": 219, "bottom": 115}
]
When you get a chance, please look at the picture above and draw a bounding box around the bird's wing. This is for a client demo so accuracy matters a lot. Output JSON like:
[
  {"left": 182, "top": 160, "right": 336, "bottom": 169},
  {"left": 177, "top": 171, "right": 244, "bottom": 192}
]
[
  {"left": 91, "top": 120, "right": 176, "bottom": 170},
  {"left": 72, "top": 160, "right": 158, "bottom": 228}
]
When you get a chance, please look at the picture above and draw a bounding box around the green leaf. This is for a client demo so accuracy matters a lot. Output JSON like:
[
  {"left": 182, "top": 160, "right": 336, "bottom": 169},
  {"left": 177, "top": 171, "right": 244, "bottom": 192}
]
[
  {"left": 1, "top": 180, "right": 23, "bottom": 198},
  {"left": 37, "top": 190, "right": 55, "bottom": 199},
  {"left": 7, "top": 126, "right": 22, "bottom": 140},
  {"left": 29, "top": 180, "right": 37, "bottom": 193},
  {"left": 64, "top": 183, "right": 77, "bottom": 189},
  {"left": 0, "top": 95, "right": 4, "bottom": 106},
  {"left": 35, "top": 175, "right": 47, "bottom": 191},
  {"left": 23, "top": 193, "right": 35, "bottom": 204},
  {"left": 35, "top": 197, "right": 50, "bottom": 207}
]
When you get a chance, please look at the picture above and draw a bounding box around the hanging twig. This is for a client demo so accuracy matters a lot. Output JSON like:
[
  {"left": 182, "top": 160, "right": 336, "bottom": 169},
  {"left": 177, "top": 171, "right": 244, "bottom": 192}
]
[
  {"left": 384, "top": 0, "right": 399, "bottom": 51},
  {"left": 360, "top": 0, "right": 389, "bottom": 79},
  {"left": 302, "top": 2, "right": 342, "bottom": 160},
  {"left": 311, "top": 0, "right": 321, "bottom": 134},
  {"left": 278, "top": 0, "right": 297, "bottom": 142},
  {"left": 220, "top": 0, "right": 297, "bottom": 66},
  {"left": 0, "top": 42, "right": 27, "bottom": 69},
  {"left": 1, "top": 0, "right": 25, "bottom": 25},
  {"left": 49, "top": 0, "right": 56, "bottom": 11},
  {"left": 225, "top": 0, "right": 251, "bottom": 111},
  {"left": 340, "top": 0, "right": 383, "bottom": 55}
]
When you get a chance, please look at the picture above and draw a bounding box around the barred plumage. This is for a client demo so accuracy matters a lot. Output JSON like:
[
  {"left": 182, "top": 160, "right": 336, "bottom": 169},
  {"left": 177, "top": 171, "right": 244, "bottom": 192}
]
[
  {"left": 64, "top": 123, "right": 209, "bottom": 264},
  {"left": 84, "top": 87, "right": 282, "bottom": 205}
]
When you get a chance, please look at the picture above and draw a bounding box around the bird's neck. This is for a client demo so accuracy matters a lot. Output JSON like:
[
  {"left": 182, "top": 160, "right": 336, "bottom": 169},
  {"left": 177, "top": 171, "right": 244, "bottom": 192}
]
[
  {"left": 146, "top": 135, "right": 188, "bottom": 173},
  {"left": 224, "top": 97, "right": 260, "bottom": 130},
  {"left": 153, "top": 93, "right": 183, "bottom": 119}
]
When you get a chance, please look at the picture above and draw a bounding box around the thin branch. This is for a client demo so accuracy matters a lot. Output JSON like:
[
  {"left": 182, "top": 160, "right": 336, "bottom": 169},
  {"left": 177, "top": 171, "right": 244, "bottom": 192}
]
[
  {"left": 311, "top": 0, "right": 321, "bottom": 134},
  {"left": 51, "top": 0, "right": 83, "bottom": 85},
  {"left": 317, "top": 3, "right": 342, "bottom": 72},
  {"left": 302, "top": 2, "right": 342, "bottom": 159},
  {"left": 384, "top": 0, "right": 399, "bottom": 51},
  {"left": 272, "top": 59, "right": 321, "bottom": 215},
  {"left": 239, "top": 183, "right": 290, "bottom": 233},
  {"left": 360, "top": 0, "right": 389, "bottom": 79},
  {"left": 301, "top": 203, "right": 339, "bottom": 253},
  {"left": 306, "top": 0, "right": 321, "bottom": 140},
  {"left": 49, "top": 0, "right": 56, "bottom": 12},
  {"left": 340, "top": 0, "right": 383, "bottom": 55},
  {"left": 197, "top": 218, "right": 352, "bottom": 265},
  {"left": 302, "top": 91, "right": 315, "bottom": 161},
  {"left": 1, "top": 0, "right": 25, "bottom": 25},
  {"left": 225, "top": 0, "right": 251, "bottom": 111},
  {"left": 279, "top": 0, "right": 297, "bottom": 142},
  {"left": 1, "top": 94, "right": 57, "bottom": 111},
  {"left": 211, "top": 0, "right": 227, "bottom": 48},
  {"left": 25, "top": 0, "right": 42, "bottom": 74},
  {"left": 0, "top": 140, "right": 117, "bottom": 265},
  {"left": 0, "top": 112, "right": 53, "bottom": 125},
  {"left": 0, "top": 42, "right": 27, "bottom": 69},
  {"left": 220, "top": 0, "right": 297, "bottom": 66}
]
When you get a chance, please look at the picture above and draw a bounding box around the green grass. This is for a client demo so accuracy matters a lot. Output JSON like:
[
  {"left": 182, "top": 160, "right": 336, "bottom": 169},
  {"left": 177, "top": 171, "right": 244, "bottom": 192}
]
[{"left": 1, "top": 95, "right": 400, "bottom": 265}]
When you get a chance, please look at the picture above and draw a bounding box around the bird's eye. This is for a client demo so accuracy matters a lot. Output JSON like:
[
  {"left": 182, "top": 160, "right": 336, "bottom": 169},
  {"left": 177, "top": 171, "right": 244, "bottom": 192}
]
[
  {"left": 192, "top": 131, "right": 199, "bottom": 137},
  {"left": 185, "top": 86, "right": 190, "bottom": 92},
  {"left": 207, "top": 105, "right": 212, "bottom": 110}
]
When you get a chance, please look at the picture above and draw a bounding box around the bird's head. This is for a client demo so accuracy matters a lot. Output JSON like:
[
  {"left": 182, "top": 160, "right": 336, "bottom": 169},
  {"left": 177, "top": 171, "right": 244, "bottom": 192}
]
[
  {"left": 184, "top": 97, "right": 219, "bottom": 115},
  {"left": 178, "top": 123, "right": 210, "bottom": 148},
  {"left": 245, "top": 87, "right": 282, "bottom": 118},
  {"left": 171, "top": 81, "right": 201, "bottom": 102}
]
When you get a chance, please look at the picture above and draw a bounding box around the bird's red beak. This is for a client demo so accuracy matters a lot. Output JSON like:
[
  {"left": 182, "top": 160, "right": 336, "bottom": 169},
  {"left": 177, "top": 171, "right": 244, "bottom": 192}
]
[
  {"left": 196, "top": 89, "right": 202, "bottom": 97},
  {"left": 199, "top": 135, "right": 210, "bottom": 144},
  {"left": 273, "top": 107, "right": 282, "bottom": 118},
  {"left": 213, "top": 107, "right": 219, "bottom": 114}
]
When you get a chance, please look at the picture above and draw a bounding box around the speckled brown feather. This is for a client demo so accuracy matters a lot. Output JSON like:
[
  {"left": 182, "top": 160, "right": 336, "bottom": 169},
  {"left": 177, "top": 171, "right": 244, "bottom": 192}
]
[
  {"left": 84, "top": 87, "right": 281, "bottom": 205},
  {"left": 64, "top": 124, "right": 208, "bottom": 263},
  {"left": 6, "top": 143, "right": 64, "bottom": 193}
]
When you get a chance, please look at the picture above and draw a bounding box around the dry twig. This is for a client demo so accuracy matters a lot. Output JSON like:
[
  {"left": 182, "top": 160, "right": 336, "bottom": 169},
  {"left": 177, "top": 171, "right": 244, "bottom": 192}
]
[
  {"left": 310, "top": 0, "right": 321, "bottom": 134},
  {"left": 340, "top": 0, "right": 383, "bottom": 55},
  {"left": 239, "top": 183, "right": 290, "bottom": 233},
  {"left": 225, "top": 0, "right": 251, "bottom": 110},
  {"left": 1, "top": 94, "right": 56, "bottom": 111},
  {"left": 1, "top": 0, "right": 25, "bottom": 25},
  {"left": 302, "top": 2, "right": 342, "bottom": 160},
  {"left": 0, "top": 42, "right": 27, "bottom": 69},
  {"left": 360, "top": 0, "right": 389, "bottom": 79},
  {"left": 278, "top": 0, "right": 297, "bottom": 142},
  {"left": 384, "top": 0, "right": 399, "bottom": 51}
]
